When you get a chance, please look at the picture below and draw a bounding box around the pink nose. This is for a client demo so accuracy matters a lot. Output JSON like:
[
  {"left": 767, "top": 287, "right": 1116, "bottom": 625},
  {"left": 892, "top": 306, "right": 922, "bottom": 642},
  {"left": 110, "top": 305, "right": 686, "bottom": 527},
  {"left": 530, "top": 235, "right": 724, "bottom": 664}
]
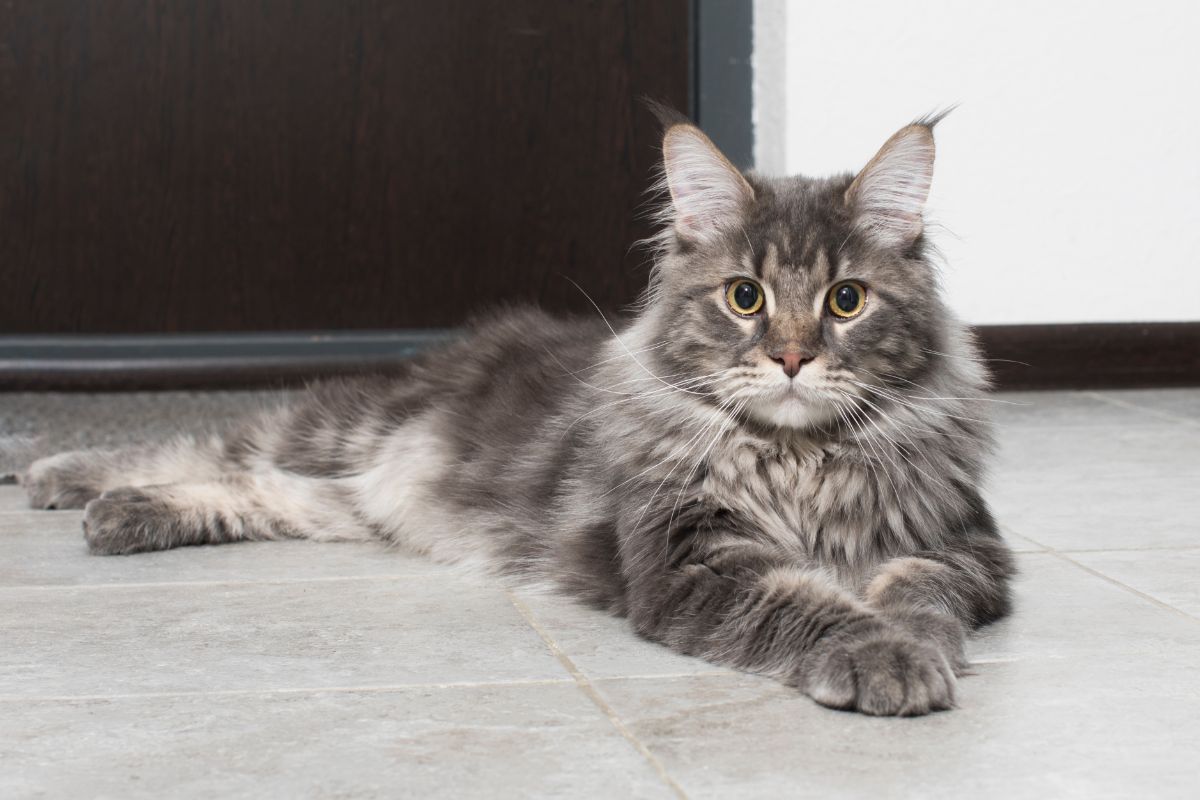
[{"left": 770, "top": 351, "right": 812, "bottom": 378}]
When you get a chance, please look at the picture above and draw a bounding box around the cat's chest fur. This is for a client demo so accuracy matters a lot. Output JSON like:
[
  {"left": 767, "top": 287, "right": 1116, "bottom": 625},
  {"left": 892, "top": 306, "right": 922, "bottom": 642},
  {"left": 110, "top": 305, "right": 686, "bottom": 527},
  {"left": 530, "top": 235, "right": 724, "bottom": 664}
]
[
  {"left": 702, "top": 431, "right": 898, "bottom": 573},
  {"left": 704, "top": 432, "right": 826, "bottom": 535}
]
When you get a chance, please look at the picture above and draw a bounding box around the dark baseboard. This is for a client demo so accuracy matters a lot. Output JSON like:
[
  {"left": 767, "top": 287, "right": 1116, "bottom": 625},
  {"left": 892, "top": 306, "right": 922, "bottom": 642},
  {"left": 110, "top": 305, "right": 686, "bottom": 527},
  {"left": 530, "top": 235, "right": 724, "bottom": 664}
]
[
  {"left": 976, "top": 322, "right": 1200, "bottom": 391},
  {"left": 0, "top": 331, "right": 452, "bottom": 391},
  {"left": 0, "top": 323, "right": 1196, "bottom": 392}
]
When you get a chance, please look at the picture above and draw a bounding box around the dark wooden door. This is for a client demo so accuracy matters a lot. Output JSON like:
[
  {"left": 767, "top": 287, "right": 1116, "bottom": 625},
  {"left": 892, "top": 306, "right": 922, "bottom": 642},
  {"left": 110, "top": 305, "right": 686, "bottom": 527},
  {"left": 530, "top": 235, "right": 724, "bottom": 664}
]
[{"left": 0, "top": 1, "right": 689, "bottom": 334}]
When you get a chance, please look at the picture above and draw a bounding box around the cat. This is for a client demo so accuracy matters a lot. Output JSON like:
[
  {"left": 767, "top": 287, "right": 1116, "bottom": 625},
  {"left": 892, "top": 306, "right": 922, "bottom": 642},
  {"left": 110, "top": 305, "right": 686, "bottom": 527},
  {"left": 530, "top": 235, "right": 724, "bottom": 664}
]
[{"left": 21, "top": 107, "right": 1014, "bottom": 717}]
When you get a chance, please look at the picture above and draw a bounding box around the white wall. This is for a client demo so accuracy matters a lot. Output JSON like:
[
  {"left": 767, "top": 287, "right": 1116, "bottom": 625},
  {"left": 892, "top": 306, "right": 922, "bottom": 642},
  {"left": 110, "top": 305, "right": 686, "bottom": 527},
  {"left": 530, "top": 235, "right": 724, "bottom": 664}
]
[{"left": 752, "top": 0, "right": 1200, "bottom": 325}]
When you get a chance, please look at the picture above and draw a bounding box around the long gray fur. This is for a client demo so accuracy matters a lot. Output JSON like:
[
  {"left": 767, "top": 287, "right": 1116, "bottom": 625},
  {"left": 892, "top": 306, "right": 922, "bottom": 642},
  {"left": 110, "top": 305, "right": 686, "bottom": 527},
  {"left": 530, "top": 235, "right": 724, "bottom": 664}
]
[{"left": 21, "top": 111, "right": 1013, "bottom": 716}]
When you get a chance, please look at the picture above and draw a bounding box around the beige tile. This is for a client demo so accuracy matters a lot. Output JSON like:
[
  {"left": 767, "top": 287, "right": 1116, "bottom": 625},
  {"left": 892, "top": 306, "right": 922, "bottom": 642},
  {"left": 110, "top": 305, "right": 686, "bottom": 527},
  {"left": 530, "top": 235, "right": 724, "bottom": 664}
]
[
  {"left": 990, "top": 390, "right": 1161, "bottom": 430},
  {"left": 0, "top": 390, "right": 287, "bottom": 476},
  {"left": 1092, "top": 388, "right": 1200, "bottom": 425},
  {"left": 0, "top": 683, "right": 676, "bottom": 799},
  {"left": 591, "top": 549, "right": 1200, "bottom": 797},
  {"left": 593, "top": 653, "right": 1200, "bottom": 800},
  {"left": 1001, "top": 527, "right": 1046, "bottom": 553},
  {"left": 969, "top": 553, "right": 1200, "bottom": 663},
  {"left": 0, "top": 508, "right": 449, "bottom": 587},
  {"left": 988, "top": 424, "right": 1200, "bottom": 550},
  {"left": 513, "top": 590, "right": 731, "bottom": 680},
  {"left": 0, "top": 484, "right": 29, "bottom": 509},
  {"left": 1070, "top": 549, "right": 1200, "bottom": 619},
  {"left": 0, "top": 576, "right": 567, "bottom": 697},
  {"left": 993, "top": 422, "right": 1199, "bottom": 481}
]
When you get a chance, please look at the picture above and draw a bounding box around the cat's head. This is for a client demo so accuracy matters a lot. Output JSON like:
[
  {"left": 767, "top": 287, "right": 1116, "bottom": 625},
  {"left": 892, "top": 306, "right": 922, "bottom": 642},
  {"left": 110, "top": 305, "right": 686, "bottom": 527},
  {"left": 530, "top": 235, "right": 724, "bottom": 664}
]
[{"left": 640, "top": 109, "right": 966, "bottom": 430}]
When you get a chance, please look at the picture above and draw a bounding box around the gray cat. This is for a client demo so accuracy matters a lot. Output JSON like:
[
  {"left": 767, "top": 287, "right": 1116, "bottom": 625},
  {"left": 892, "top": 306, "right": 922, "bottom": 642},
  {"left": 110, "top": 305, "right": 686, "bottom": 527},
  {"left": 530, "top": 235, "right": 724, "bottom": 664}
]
[{"left": 22, "top": 108, "right": 1013, "bottom": 716}]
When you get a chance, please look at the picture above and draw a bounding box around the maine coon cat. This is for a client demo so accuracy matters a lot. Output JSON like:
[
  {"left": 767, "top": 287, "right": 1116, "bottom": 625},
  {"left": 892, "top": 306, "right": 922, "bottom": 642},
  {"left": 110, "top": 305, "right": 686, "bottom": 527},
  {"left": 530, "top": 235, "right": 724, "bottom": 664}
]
[{"left": 21, "top": 108, "right": 1013, "bottom": 716}]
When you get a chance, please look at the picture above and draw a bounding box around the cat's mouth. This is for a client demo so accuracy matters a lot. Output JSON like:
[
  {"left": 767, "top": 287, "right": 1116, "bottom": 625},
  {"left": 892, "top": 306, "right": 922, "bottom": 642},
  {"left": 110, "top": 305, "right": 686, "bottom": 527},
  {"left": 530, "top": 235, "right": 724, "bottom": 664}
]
[{"left": 742, "top": 381, "right": 841, "bottom": 430}]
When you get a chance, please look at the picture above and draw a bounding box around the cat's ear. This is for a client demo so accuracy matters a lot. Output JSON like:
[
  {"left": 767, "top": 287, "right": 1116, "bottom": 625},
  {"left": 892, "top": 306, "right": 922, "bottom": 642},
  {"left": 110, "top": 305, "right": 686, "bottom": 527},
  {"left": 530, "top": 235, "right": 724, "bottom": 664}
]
[
  {"left": 661, "top": 124, "right": 755, "bottom": 243},
  {"left": 845, "top": 122, "right": 937, "bottom": 248}
]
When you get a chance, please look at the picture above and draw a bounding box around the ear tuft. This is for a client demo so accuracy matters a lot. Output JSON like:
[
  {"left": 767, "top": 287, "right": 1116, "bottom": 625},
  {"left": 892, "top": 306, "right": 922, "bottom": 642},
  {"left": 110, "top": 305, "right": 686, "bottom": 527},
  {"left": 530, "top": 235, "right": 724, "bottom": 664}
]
[
  {"left": 661, "top": 125, "right": 754, "bottom": 243},
  {"left": 845, "top": 123, "right": 937, "bottom": 248}
]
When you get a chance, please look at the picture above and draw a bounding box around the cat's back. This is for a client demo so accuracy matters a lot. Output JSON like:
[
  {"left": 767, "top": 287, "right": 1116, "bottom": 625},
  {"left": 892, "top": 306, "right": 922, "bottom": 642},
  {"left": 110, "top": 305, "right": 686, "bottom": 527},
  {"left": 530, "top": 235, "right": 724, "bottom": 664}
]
[
  {"left": 434, "top": 306, "right": 613, "bottom": 393},
  {"left": 239, "top": 307, "right": 612, "bottom": 476}
]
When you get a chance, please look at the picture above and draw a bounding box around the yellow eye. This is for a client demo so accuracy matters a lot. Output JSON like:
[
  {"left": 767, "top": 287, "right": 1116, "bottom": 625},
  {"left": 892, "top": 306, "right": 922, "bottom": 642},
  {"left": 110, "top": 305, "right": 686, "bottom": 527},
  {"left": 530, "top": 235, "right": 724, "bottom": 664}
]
[
  {"left": 827, "top": 280, "right": 867, "bottom": 319},
  {"left": 726, "top": 279, "right": 764, "bottom": 315}
]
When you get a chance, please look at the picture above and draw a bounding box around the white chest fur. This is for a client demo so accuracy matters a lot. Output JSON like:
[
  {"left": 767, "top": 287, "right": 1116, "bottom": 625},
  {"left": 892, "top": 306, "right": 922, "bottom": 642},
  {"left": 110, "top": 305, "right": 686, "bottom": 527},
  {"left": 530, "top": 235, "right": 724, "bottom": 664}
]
[
  {"left": 701, "top": 431, "right": 898, "bottom": 575},
  {"left": 704, "top": 433, "right": 827, "bottom": 544}
]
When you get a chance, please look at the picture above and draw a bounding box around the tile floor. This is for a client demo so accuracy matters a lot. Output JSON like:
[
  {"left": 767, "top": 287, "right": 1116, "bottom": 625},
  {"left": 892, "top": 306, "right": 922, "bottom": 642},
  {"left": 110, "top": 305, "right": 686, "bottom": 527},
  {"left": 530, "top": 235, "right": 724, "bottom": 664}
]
[{"left": 1, "top": 389, "right": 1199, "bottom": 798}]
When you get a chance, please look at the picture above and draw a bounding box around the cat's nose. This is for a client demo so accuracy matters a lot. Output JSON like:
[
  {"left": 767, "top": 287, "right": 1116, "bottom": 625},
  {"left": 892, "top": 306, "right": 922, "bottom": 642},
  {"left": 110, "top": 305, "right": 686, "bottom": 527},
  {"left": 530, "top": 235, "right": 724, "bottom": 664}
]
[{"left": 769, "top": 351, "right": 812, "bottom": 379}]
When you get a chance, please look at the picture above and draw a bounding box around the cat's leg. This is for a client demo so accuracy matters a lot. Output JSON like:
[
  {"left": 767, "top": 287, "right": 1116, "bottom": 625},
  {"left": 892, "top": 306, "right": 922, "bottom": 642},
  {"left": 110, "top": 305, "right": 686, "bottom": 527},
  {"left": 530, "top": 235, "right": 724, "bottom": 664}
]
[
  {"left": 22, "top": 436, "right": 230, "bottom": 510},
  {"left": 81, "top": 471, "right": 368, "bottom": 555},
  {"left": 621, "top": 514, "right": 958, "bottom": 717},
  {"left": 864, "top": 530, "right": 1016, "bottom": 667}
]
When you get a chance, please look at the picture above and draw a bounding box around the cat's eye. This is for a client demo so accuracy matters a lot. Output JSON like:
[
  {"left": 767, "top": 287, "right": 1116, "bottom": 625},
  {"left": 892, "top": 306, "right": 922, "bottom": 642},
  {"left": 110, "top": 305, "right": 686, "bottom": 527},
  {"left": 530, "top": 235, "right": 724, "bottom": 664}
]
[
  {"left": 827, "top": 281, "right": 867, "bottom": 319},
  {"left": 725, "top": 279, "right": 764, "bottom": 316}
]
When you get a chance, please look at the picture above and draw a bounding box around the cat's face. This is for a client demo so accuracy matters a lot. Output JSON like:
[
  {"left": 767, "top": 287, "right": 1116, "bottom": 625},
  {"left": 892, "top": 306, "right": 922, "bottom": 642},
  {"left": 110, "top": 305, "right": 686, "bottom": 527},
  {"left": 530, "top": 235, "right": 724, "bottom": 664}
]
[{"left": 646, "top": 118, "right": 948, "bottom": 430}]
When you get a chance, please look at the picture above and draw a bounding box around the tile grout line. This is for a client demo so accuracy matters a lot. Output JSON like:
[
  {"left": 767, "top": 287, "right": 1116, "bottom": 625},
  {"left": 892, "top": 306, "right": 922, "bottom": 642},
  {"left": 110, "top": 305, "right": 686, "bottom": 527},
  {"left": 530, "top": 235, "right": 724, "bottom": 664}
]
[
  {"left": 505, "top": 590, "right": 689, "bottom": 800},
  {"left": 593, "top": 671, "right": 741, "bottom": 683},
  {"left": 999, "top": 525, "right": 1200, "bottom": 556},
  {"left": 1000, "top": 524, "right": 1048, "bottom": 552},
  {"left": 0, "top": 673, "right": 742, "bottom": 706},
  {"left": 0, "top": 678, "right": 579, "bottom": 704},
  {"left": 1050, "top": 545, "right": 1200, "bottom": 554},
  {"left": 0, "top": 572, "right": 472, "bottom": 593},
  {"left": 1013, "top": 528, "right": 1200, "bottom": 625},
  {"left": 1081, "top": 390, "right": 1200, "bottom": 428},
  {"left": 1047, "top": 549, "right": 1200, "bottom": 625}
]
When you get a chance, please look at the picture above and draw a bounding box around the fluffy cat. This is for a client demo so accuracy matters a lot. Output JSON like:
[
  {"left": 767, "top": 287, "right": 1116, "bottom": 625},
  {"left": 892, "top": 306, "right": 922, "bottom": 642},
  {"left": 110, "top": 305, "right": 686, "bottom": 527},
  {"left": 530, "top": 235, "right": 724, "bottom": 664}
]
[{"left": 22, "top": 109, "right": 1014, "bottom": 716}]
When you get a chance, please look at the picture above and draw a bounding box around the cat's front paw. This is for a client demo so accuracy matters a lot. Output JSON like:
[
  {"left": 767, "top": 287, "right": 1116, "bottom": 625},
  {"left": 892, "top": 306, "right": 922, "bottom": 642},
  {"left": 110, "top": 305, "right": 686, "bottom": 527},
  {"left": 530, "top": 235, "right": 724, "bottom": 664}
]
[
  {"left": 22, "top": 452, "right": 106, "bottom": 510},
  {"left": 882, "top": 606, "right": 968, "bottom": 674},
  {"left": 804, "top": 627, "right": 956, "bottom": 716}
]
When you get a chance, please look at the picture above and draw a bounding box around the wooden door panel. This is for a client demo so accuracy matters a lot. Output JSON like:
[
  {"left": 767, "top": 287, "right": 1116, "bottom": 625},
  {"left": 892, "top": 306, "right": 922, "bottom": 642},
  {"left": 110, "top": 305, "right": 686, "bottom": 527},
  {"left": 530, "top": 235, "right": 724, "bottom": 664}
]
[{"left": 0, "top": 1, "right": 690, "bottom": 333}]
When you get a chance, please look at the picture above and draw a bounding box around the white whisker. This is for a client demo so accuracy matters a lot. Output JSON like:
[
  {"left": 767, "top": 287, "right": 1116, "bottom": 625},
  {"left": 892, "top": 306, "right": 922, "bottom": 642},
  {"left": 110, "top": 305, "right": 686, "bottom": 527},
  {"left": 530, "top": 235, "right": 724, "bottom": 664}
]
[{"left": 564, "top": 277, "right": 710, "bottom": 396}]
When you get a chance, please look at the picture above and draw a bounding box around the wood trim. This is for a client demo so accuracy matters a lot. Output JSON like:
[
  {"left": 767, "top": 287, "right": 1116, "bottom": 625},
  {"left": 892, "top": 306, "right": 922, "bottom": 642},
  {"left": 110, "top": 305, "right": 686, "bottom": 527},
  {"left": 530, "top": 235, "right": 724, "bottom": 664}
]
[
  {"left": 976, "top": 322, "right": 1200, "bottom": 391},
  {"left": 0, "top": 332, "right": 450, "bottom": 391},
  {"left": 1, "top": 323, "right": 1197, "bottom": 392}
]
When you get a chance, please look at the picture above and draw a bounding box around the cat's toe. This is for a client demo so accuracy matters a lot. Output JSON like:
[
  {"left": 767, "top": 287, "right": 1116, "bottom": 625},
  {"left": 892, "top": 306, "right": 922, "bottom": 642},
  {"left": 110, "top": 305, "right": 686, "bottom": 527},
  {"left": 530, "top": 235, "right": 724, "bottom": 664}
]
[
  {"left": 884, "top": 606, "right": 969, "bottom": 674},
  {"left": 83, "top": 490, "right": 174, "bottom": 555},
  {"left": 808, "top": 632, "right": 956, "bottom": 717},
  {"left": 22, "top": 453, "right": 105, "bottom": 510},
  {"left": 854, "top": 637, "right": 955, "bottom": 716}
]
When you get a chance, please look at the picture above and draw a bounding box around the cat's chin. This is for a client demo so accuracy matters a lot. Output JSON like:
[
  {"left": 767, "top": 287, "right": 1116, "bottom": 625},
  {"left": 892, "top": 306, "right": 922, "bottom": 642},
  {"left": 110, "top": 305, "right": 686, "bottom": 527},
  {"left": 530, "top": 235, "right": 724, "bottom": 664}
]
[{"left": 744, "top": 389, "right": 839, "bottom": 431}]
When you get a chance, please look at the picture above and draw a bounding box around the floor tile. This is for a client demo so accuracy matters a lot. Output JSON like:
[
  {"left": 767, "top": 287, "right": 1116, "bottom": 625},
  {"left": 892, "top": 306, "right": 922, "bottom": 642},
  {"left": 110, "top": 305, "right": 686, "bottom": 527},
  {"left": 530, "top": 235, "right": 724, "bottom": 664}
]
[
  {"left": 0, "top": 577, "right": 566, "bottom": 697},
  {"left": 593, "top": 654, "right": 1200, "bottom": 800},
  {"left": 989, "top": 390, "right": 1160, "bottom": 430},
  {"left": 1000, "top": 527, "right": 1045, "bottom": 553},
  {"left": 589, "top": 547, "right": 1200, "bottom": 799},
  {"left": 990, "top": 476, "right": 1200, "bottom": 551},
  {"left": 513, "top": 590, "right": 731, "bottom": 680},
  {"left": 0, "top": 485, "right": 29, "bottom": 507},
  {"left": 0, "top": 509, "right": 449, "bottom": 587},
  {"left": 968, "top": 553, "right": 1200, "bottom": 663},
  {"left": 0, "top": 391, "right": 288, "bottom": 476},
  {"left": 988, "top": 424, "right": 1200, "bottom": 550},
  {"left": 994, "top": 422, "right": 1199, "bottom": 480},
  {"left": 0, "top": 683, "right": 675, "bottom": 800},
  {"left": 2, "top": 387, "right": 1197, "bottom": 797},
  {"left": 1091, "top": 388, "right": 1200, "bottom": 424},
  {"left": 1070, "top": 549, "right": 1200, "bottom": 619}
]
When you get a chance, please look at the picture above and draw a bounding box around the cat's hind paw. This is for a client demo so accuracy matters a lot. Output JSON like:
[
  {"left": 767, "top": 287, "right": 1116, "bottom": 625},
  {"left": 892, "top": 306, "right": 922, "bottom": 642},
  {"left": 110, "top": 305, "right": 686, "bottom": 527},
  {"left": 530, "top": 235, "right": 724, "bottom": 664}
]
[{"left": 22, "top": 452, "right": 107, "bottom": 510}]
